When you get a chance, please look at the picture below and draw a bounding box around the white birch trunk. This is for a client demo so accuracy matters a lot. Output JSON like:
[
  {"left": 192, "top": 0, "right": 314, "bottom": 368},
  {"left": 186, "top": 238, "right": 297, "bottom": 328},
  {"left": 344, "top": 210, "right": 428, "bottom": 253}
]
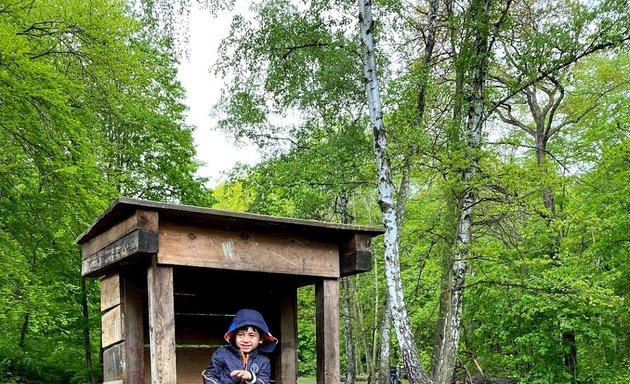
[
  {"left": 358, "top": 1, "right": 431, "bottom": 383},
  {"left": 342, "top": 277, "right": 356, "bottom": 384},
  {"left": 378, "top": 297, "right": 392, "bottom": 384},
  {"left": 431, "top": 0, "right": 491, "bottom": 382}
]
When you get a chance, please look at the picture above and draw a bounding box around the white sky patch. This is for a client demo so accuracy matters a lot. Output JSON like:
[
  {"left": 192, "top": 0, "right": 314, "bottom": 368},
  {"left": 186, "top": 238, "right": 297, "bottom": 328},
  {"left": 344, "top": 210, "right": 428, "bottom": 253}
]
[{"left": 176, "top": 1, "right": 260, "bottom": 187}]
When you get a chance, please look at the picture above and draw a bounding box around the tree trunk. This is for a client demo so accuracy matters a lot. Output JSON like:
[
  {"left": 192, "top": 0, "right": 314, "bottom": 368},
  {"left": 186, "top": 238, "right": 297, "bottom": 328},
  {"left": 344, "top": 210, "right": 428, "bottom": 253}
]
[
  {"left": 18, "top": 311, "right": 29, "bottom": 350},
  {"left": 431, "top": 0, "right": 492, "bottom": 382},
  {"left": 342, "top": 277, "right": 356, "bottom": 384},
  {"left": 378, "top": 297, "right": 392, "bottom": 384},
  {"left": 499, "top": 80, "right": 580, "bottom": 381},
  {"left": 356, "top": 292, "right": 375, "bottom": 384},
  {"left": 358, "top": 1, "right": 430, "bottom": 383},
  {"left": 81, "top": 276, "right": 97, "bottom": 384},
  {"left": 340, "top": 192, "right": 357, "bottom": 384}
]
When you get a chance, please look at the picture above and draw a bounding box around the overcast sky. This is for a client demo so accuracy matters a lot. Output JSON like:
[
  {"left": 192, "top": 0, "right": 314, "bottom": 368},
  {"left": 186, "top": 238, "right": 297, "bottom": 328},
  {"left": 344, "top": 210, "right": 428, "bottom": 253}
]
[{"left": 176, "top": 2, "right": 259, "bottom": 187}]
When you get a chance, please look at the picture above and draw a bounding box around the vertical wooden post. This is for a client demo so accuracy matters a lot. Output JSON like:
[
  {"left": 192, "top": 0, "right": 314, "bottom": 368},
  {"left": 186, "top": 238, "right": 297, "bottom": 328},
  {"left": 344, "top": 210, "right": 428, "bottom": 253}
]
[
  {"left": 147, "top": 258, "right": 177, "bottom": 383},
  {"left": 122, "top": 270, "right": 145, "bottom": 384},
  {"left": 101, "top": 273, "right": 123, "bottom": 384},
  {"left": 276, "top": 290, "right": 298, "bottom": 384},
  {"left": 100, "top": 272, "right": 145, "bottom": 384},
  {"left": 316, "top": 278, "right": 340, "bottom": 384}
]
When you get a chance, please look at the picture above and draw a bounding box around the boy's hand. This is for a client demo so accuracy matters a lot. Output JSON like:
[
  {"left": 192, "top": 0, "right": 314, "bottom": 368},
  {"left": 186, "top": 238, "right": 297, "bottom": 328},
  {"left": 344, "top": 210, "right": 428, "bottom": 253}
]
[{"left": 230, "top": 369, "right": 252, "bottom": 381}]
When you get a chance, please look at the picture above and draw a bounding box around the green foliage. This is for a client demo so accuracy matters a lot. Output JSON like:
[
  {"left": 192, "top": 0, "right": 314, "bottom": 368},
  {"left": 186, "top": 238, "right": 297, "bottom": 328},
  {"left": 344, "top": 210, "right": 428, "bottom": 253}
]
[
  {"left": 0, "top": 0, "right": 212, "bottom": 382},
  {"left": 211, "top": 1, "right": 630, "bottom": 382},
  {"left": 297, "top": 286, "right": 317, "bottom": 376}
]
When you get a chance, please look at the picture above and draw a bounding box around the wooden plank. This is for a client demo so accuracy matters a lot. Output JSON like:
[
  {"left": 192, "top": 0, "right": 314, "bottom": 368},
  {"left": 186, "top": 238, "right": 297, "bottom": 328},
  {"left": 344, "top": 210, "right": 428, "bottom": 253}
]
[
  {"left": 77, "top": 198, "right": 384, "bottom": 245},
  {"left": 174, "top": 314, "right": 231, "bottom": 345},
  {"left": 276, "top": 290, "right": 298, "bottom": 384},
  {"left": 144, "top": 347, "right": 217, "bottom": 384},
  {"left": 147, "top": 259, "right": 177, "bottom": 384},
  {"left": 176, "top": 348, "right": 216, "bottom": 384},
  {"left": 340, "top": 234, "right": 373, "bottom": 277},
  {"left": 158, "top": 222, "right": 339, "bottom": 277},
  {"left": 82, "top": 229, "right": 158, "bottom": 277},
  {"left": 82, "top": 209, "right": 158, "bottom": 259},
  {"left": 101, "top": 273, "right": 121, "bottom": 312},
  {"left": 103, "top": 342, "right": 126, "bottom": 382},
  {"left": 122, "top": 270, "right": 145, "bottom": 384},
  {"left": 316, "top": 278, "right": 340, "bottom": 384},
  {"left": 102, "top": 304, "right": 124, "bottom": 349}
]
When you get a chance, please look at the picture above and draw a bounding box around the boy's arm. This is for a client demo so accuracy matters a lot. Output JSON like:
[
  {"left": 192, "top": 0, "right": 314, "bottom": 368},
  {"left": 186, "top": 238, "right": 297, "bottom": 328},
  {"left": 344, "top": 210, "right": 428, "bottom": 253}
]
[
  {"left": 202, "top": 352, "right": 224, "bottom": 384},
  {"left": 246, "top": 356, "right": 271, "bottom": 384}
]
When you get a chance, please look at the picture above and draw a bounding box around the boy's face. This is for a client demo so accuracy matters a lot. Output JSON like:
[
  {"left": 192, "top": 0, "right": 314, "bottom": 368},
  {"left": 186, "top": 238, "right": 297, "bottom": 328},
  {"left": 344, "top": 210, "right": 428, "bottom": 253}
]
[{"left": 234, "top": 326, "right": 262, "bottom": 353}]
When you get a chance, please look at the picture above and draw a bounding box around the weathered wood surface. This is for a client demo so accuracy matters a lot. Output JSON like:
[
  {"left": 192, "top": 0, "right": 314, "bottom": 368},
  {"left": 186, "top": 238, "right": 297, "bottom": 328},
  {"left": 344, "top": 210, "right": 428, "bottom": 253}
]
[
  {"left": 102, "top": 304, "right": 124, "bottom": 349},
  {"left": 103, "top": 342, "right": 126, "bottom": 382},
  {"left": 77, "top": 198, "right": 383, "bottom": 245},
  {"left": 123, "top": 270, "right": 145, "bottom": 384},
  {"left": 100, "top": 273, "right": 121, "bottom": 312},
  {"left": 147, "top": 260, "right": 177, "bottom": 384},
  {"left": 81, "top": 209, "right": 158, "bottom": 258},
  {"left": 158, "top": 222, "right": 339, "bottom": 277},
  {"left": 340, "top": 233, "right": 373, "bottom": 276},
  {"left": 82, "top": 229, "right": 158, "bottom": 277},
  {"left": 144, "top": 347, "right": 216, "bottom": 384},
  {"left": 277, "top": 290, "right": 298, "bottom": 384},
  {"left": 316, "top": 278, "right": 340, "bottom": 384},
  {"left": 100, "top": 271, "right": 145, "bottom": 383}
]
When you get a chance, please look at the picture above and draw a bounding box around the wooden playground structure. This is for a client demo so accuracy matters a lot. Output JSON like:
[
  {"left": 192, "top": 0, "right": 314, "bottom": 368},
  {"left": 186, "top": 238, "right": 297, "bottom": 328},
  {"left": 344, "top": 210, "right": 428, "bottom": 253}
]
[{"left": 77, "top": 198, "right": 383, "bottom": 384}]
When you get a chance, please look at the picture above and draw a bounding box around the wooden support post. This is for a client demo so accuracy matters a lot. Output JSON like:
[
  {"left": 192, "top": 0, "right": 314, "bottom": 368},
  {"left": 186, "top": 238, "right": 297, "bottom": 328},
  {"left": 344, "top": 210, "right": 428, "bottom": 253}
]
[
  {"left": 277, "top": 290, "right": 298, "bottom": 384},
  {"left": 316, "top": 278, "right": 340, "bottom": 384},
  {"left": 101, "top": 274, "right": 124, "bottom": 383},
  {"left": 100, "top": 272, "right": 145, "bottom": 384},
  {"left": 340, "top": 234, "right": 373, "bottom": 277},
  {"left": 122, "top": 270, "right": 145, "bottom": 384},
  {"left": 147, "top": 258, "right": 177, "bottom": 383}
]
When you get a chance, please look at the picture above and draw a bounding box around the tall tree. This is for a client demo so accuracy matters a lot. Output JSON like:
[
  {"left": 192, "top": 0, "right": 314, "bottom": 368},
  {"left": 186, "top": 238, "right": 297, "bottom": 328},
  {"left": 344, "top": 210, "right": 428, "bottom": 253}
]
[
  {"left": 0, "top": 0, "right": 211, "bottom": 382},
  {"left": 358, "top": 0, "right": 430, "bottom": 382},
  {"left": 207, "top": 1, "right": 629, "bottom": 383}
]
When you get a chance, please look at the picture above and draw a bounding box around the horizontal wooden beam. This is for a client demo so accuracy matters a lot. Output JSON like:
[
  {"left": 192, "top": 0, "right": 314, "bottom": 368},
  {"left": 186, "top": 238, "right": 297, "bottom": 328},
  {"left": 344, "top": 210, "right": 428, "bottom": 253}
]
[
  {"left": 81, "top": 209, "right": 158, "bottom": 258},
  {"left": 340, "top": 233, "right": 373, "bottom": 276},
  {"left": 158, "top": 222, "right": 340, "bottom": 277},
  {"left": 82, "top": 229, "right": 158, "bottom": 277}
]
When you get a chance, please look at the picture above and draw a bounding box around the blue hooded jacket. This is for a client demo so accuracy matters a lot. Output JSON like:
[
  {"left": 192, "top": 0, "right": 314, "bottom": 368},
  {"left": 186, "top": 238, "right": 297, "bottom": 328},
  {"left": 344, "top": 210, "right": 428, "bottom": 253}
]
[{"left": 202, "top": 309, "right": 278, "bottom": 384}]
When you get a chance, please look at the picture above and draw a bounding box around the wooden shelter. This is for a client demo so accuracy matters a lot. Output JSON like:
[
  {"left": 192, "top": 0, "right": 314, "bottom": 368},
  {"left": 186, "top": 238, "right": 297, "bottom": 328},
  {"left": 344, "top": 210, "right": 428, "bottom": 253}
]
[{"left": 77, "top": 198, "right": 384, "bottom": 384}]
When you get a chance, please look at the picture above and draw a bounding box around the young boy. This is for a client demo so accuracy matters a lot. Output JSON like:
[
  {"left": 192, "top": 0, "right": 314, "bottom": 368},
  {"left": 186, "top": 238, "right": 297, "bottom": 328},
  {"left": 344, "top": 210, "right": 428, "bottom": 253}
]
[{"left": 202, "top": 309, "right": 278, "bottom": 384}]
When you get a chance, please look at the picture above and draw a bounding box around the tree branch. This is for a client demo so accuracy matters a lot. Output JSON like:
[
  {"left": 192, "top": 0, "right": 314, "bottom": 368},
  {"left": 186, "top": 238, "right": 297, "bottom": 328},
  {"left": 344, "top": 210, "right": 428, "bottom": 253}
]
[
  {"left": 488, "top": 36, "right": 627, "bottom": 118},
  {"left": 465, "top": 279, "right": 574, "bottom": 295}
]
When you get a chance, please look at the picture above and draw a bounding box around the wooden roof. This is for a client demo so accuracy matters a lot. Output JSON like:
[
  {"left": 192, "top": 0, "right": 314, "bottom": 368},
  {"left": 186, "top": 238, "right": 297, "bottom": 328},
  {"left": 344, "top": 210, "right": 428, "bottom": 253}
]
[{"left": 77, "top": 197, "right": 384, "bottom": 245}]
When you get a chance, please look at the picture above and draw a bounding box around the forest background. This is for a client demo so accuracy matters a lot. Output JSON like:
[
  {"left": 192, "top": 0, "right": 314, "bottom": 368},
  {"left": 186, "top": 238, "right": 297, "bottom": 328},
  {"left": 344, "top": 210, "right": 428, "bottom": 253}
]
[{"left": 0, "top": 0, "right": 628, "bottom": 384}]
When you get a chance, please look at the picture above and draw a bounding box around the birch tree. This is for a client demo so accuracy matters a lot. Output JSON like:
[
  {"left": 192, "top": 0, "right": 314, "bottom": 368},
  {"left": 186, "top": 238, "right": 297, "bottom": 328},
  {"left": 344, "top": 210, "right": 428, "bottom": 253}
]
[
  {"left": 207, "top": 0, "right": 628, "bottom": 382},
  {"left": 490, "top": 2, "right": 629, "bottom": 380},
  {"left": 429, "top": 0, "right": 497, "bottom": 381},
  {"left": 358, "top": 1, "right": 431, "bottom": 383}
]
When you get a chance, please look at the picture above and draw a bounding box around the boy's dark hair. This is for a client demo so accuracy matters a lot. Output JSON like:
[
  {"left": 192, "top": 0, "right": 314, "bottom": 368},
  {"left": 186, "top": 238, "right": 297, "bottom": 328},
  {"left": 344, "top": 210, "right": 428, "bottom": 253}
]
[
  {"left": 224, "top": 309, "right": 278, "bottom": 353},
  {"left": 234, "top": 325, "right": 262, "bottom": 336}
]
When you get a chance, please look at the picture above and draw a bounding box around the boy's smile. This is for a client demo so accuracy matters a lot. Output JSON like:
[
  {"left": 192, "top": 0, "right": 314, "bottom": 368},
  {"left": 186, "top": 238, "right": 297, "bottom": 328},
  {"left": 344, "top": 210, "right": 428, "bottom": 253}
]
[{"left": 235, "top": 326, "right": 262, "bottom": 353}]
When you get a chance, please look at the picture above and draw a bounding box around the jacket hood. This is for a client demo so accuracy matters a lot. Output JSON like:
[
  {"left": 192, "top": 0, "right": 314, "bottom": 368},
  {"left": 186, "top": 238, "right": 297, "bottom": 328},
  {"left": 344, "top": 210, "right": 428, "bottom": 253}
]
[{"left": 225, "top": 309, "right": 278, "bottom": 353}]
